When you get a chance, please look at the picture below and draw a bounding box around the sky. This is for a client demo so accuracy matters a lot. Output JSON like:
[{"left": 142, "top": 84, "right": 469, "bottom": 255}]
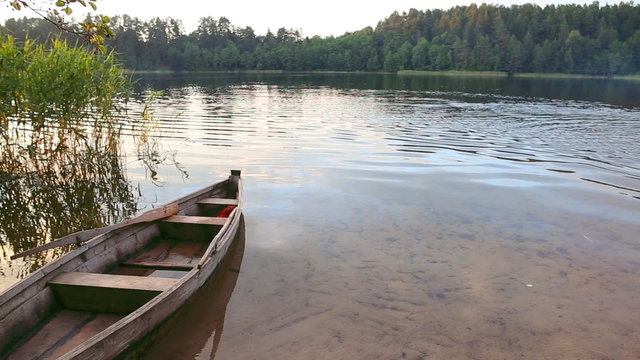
[{"left": 2, "top": 0, "right": 606, "bottom": 37}]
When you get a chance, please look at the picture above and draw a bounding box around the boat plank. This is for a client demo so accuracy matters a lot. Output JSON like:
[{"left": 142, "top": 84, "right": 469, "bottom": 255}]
[
  {"left": 50, "top": 273, "right": 178, "bottom": 292},
  {"left": 49, "top": 273, "right": 178, "bottom": 314},
  {"left": 121, "top": 238, "right": 207, "bottom": 270},
  {"left": 119, "top": 262, "right": 194, "bottom": 271},
  {"left": 0, "top": 288, "right": 58, "bottom": 355},
  {"left": 162, "top": 215, "right": 227, "bottom": 226},
  {"left": 197, "top": 198, "right": 239, "bottom": 206},
  {"left": 6, "top": 310, "right": 122, "bottom": 360},
  {"left": 48, "top": 312, "right": 122, "bottom": 359}
]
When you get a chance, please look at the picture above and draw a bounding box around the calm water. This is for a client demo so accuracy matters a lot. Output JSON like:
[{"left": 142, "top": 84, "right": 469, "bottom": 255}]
[{"left": 1, "top": 73, "right": 639, "bottom": 359}]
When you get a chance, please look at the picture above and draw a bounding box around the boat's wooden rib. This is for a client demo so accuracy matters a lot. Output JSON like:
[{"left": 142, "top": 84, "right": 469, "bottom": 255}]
[{"left": 0, "top": 170, "right": 243, "bottom": 359}]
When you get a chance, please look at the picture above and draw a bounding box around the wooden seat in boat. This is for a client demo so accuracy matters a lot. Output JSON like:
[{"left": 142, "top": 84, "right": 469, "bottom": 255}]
[
  {"left": 162, "top": 215, "right": 227, "bottom": 226},
  {"left": 49, "top": 272, "right": 178, "bottom": 292},
  {"left": 197, "top": 198, "right": 239, "bottom": 206},
  {"left": 49, "top": 272, "right": 178, "bottom": 314}
]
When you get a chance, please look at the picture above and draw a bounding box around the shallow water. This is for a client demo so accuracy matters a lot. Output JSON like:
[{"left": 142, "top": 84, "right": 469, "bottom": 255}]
[{"left": 1, "top": 73, "right": 639, "bottom": 359}]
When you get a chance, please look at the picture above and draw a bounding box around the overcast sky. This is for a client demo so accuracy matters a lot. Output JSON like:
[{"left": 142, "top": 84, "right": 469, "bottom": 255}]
[{"left": 2, "top": 0, "right": 606, "bottom": 37}]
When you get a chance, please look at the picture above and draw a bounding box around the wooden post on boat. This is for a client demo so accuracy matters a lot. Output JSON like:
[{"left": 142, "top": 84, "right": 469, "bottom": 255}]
[{"left": 228, "top": 170, "right": 241, "bottom": 199}]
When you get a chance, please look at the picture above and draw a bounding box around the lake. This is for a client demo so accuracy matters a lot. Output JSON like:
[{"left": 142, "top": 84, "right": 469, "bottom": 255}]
[{"left": 1, "top": 73, "right": 639, "bottom": 359}]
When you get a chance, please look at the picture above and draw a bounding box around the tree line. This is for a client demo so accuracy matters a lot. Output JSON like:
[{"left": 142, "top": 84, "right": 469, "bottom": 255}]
[{"left": 2, "top": 2, "right": 640, "bottom": 75}]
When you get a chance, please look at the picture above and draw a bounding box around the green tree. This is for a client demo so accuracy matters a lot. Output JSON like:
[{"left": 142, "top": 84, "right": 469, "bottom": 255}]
[
  {"left": 396, "top": 41, "right": 413, "bottom": 69},
  {"left": 412, "top": 37, "right": 431, "bottom": 69},
  {"left": 383, "top": 51, "right": 399, "bottom": 72},
  {"left": 505, "top": 35, "right": 525, "bottom": 74}
]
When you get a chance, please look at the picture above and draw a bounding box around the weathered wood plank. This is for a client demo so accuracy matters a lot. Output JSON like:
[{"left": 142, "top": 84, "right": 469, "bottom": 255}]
[
  {"left": 50, "top": 273, "right": 178, "bottom": 293},
  {"left": 49, "top": 273, "right": 178, "bottom": 314},
  {"left": 119, "top": 262, "right": 194, "bottom": 271},
  {"left": 6, "top": 310, "right": 122, "bottom": 360},
  {"left": 197, "top": 198, "right": 239, "bottom": 206},
  {"left": 47, "top": 312, "right": 122, "bottom": 359},
  {"left": 120, "top": 238, "right": 206, "bottom": 271},
  {"left": 162, "top": 215, "right": 227, "bottom": 226},
  {"left": 0, "top": 288, "right": 59, "bottom": 355},
  {"left": 6, "top": 310, "right": 92, "bottom": 360}
]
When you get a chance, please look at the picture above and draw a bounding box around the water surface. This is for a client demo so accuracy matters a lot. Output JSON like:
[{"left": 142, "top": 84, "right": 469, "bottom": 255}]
[{"left": 1, "top": 73, "right": 639, "bottom": 359}]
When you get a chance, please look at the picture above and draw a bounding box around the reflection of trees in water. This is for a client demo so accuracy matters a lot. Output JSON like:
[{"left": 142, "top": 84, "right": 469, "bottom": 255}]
[
  {"left": 131, "top": 90, "right": 188, "bottom": 185},
  {"left": 0, "top": 121, "right": 137, "bottom": 276}
]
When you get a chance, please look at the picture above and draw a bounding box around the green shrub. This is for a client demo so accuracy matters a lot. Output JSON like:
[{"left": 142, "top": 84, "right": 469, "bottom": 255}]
[{"left": 0, "top": 35, "right": 129, "bottom": 136}]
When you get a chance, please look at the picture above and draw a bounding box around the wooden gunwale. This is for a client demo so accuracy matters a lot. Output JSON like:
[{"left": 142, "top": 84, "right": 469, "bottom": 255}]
[{"left": 0, "top": 174, "right": 242, "bottom": 359}]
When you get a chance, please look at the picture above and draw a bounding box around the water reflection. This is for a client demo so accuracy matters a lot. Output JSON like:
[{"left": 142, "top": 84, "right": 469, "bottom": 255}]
[
  {"left": 133, "top": 72, "right": 640, "bottom": 108},
  {"left": 0, "top": 119, "right": 137, "bottom": 283},
  {"left": 124, "top": 78, "right": 640, "bottom": 203}
]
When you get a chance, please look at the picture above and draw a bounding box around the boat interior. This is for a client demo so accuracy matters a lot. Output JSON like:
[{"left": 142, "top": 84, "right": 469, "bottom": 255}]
[{"left": 1, "top": 179, "right": 240, "bottom": 359}]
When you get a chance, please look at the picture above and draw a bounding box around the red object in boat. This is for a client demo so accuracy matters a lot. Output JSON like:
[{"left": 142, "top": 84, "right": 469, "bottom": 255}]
[{"left": 217, "top": 205, "right": 236, "bottom": 218}]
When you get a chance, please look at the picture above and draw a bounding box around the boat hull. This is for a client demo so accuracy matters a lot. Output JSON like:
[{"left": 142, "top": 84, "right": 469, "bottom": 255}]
[{"left": 0, "top": 171, "right": 243, "bottom": 359}]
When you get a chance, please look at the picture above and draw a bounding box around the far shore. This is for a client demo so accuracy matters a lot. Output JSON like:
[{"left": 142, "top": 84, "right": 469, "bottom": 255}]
[
  {"left": 398, "top": 70, "right": 640, "bottom": 81},
  {"left": 124, "top": 69, "right": 640, "bottom": 80}
]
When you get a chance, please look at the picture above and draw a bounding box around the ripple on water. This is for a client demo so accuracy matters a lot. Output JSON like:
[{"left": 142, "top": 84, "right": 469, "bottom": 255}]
[{"left": 5, "top": 79, "right": 637, "bottom": 359}]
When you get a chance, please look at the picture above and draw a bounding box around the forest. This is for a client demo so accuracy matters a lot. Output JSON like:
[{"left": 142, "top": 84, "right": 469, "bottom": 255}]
[{"left": 2, "top": 2, "right": 640, "bottom": 75}]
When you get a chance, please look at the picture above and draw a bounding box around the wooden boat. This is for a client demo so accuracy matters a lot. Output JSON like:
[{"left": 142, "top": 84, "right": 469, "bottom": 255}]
[{"left": 0, "top": 170, "right": 243, "bottom": 360}]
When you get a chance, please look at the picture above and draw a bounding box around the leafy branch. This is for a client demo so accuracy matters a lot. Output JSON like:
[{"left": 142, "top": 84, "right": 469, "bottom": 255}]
[{"left": 6, "top": 0, "right": 113, "bottom": 52}]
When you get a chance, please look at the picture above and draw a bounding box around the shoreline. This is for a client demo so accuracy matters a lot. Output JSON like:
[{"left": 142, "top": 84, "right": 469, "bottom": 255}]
[
  {"left": 398, "top": 70, "right": 640, "bottom": 81},
  {"left": 124, "top": 69, "right": 640, "bottom": 81}
]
